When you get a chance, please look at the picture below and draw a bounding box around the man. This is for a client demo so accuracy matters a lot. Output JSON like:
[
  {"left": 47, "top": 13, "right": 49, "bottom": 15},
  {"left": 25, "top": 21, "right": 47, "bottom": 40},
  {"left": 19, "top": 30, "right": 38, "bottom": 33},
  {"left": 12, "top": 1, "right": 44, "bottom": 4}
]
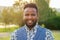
[{"left": 11, "top": 3, "right": 54, "bottom": 40}]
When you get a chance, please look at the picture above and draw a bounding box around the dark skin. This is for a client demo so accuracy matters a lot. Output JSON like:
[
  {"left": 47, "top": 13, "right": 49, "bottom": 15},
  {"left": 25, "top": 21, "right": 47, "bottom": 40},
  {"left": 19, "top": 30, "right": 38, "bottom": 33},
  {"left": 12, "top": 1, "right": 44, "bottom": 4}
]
[{"left": 23, "top": 7, "right": 38, "bottom": 30}]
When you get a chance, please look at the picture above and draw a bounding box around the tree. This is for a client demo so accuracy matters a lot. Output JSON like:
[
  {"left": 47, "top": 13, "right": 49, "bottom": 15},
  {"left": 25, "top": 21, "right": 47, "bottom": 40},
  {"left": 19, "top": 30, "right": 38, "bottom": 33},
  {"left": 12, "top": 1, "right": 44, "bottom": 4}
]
[
  {"left": 2, "top": 8, "right": 10, "bottom": 24},
  {"left": 35, "top": 0, "right": 56, "bottom": 24}
]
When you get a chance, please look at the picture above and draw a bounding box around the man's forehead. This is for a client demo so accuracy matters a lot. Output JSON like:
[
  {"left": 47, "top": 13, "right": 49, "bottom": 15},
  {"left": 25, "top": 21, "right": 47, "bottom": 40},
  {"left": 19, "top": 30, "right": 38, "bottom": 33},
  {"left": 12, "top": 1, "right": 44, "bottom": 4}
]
[{"left": 24, "top": 7, "right": 37, "bottom": 12}]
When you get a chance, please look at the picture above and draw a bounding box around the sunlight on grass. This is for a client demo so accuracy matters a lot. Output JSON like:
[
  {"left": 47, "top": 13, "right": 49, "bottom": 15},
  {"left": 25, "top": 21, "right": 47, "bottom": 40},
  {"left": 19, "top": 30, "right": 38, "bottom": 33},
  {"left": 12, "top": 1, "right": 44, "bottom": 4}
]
[
  {"left": 53, "top": 30, "right": 60, "bottom": 40},
  {"left": 0, "top": 27, "right": 19, "bottom": 32},
  {"left": 0, "top": 36, "right": 10, "bottom": 40}
]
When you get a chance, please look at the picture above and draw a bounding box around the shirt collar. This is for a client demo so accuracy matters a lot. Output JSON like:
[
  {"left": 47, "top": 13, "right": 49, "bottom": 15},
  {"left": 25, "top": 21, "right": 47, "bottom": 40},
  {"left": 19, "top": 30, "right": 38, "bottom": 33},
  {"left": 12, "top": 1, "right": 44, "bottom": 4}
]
[
  {"left": 24, "top": 23, "right": 38, "bottom": 40},
  {"left": 24, "top": 23, "right": 38, "bottom": 31}
]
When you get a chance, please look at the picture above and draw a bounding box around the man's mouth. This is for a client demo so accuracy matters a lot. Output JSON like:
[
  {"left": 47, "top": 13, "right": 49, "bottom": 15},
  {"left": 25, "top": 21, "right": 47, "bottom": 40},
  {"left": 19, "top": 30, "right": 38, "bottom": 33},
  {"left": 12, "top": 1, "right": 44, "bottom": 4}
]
[
  {"left": 26, "top": 20, "right": 33, "bottom": 25},
  {"left": 28, "top": 20, "right": 32, "bottom": 23}
]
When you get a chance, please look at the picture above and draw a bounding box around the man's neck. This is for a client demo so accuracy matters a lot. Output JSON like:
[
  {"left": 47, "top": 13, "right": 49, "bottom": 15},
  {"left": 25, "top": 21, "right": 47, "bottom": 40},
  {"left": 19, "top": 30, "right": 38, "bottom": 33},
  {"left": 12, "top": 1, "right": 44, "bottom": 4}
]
[
  {"left": 28, "top": 26, "right": 34, "bottom": 30},
  {"left": 25, "top": 23, "right": 38, "bottom": 31}
]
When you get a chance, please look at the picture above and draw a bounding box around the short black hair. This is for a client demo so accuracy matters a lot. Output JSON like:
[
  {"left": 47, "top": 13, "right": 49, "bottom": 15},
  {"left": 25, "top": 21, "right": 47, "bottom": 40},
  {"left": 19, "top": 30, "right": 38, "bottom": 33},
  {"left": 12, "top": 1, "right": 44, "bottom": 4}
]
[{"left": 24, "top": 3, "right": 38, "bottom": 12}]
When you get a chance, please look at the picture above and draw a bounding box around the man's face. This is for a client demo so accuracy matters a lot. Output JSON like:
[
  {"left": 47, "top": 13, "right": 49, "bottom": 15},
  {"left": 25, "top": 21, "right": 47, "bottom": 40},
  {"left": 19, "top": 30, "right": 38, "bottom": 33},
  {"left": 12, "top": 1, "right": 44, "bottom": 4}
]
[{"left": 23, "top": 7, "right": 38, "bottom": 27}]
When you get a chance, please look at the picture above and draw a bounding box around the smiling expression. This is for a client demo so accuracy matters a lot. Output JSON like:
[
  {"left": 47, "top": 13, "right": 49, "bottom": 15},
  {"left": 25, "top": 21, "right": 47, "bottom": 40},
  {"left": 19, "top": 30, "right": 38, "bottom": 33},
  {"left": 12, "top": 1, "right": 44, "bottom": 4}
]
[{"left": 23, "top": 7, "right": 38, "bottom": 28}]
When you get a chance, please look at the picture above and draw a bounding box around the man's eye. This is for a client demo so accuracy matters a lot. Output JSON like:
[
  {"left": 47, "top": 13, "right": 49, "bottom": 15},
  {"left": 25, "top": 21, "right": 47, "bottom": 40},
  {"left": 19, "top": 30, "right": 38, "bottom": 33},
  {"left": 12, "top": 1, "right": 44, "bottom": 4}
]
[
  {"left": 31, "top": 14, "right": 35, "bottom": 16},
  {"left": 25, "top": 14, "right": 29, "bottom": 16}
]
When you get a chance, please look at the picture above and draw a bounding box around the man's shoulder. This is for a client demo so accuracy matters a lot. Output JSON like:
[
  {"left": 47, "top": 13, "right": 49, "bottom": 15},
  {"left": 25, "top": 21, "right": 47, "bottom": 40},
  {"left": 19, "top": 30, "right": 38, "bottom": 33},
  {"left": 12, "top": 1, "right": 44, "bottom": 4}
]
[
  {"left": 10, "top": 26, "right": 26, "bottom": 40},
  {"left": 38, "top": 25, "right": 46, "bottom": 30},
  {"left": 38, "top": 25, "right": 52, "bottom": 32},
  {"left": 39, "top": 25, "right": 53, "bottom": 36},
  {"left": 12, "top": 26, "right": 25, "bottom": 34}
]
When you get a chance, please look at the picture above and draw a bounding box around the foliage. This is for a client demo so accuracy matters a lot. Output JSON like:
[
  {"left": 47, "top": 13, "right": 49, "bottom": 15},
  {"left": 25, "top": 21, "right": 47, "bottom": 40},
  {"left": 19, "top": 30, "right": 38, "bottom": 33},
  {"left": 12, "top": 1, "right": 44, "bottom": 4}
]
[
  {"left": 0, "top": 0, "right": 57, "bottom": 28},
  {"left": 1, "top": 5, "right": 23, "bottom": 26},
  {"left": 35, "top": 0, "right": 56, "bottom": 23},
  {"left": 45, "top": 16, "right": 60, "bottom": 30},
  {"left": 56, "top": 12, "right": 60, "bottom": 16}
]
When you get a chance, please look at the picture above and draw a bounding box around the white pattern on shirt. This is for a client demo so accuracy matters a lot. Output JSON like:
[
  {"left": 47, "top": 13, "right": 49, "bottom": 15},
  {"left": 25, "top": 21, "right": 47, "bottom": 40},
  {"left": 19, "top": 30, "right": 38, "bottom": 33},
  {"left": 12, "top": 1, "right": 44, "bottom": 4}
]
[
  {"left": 24, "top": 24, "right": 38, "bottom": 40},
  {"left": 45, "top": 29, "right": 54, "bottom": 40},
  {"left": 11, "top": 24, "right": 54, "bottom": 40}
]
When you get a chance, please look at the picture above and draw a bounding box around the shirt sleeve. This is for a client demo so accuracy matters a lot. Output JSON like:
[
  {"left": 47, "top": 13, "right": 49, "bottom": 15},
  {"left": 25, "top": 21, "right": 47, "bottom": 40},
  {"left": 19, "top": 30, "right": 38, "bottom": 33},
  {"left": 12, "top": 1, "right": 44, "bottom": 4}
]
[
  {"left": 45, "top": 29, "right": 54, "bottom": 40},
  {"left": 10, "top": 31, "right": 17, "bottom": 40}
]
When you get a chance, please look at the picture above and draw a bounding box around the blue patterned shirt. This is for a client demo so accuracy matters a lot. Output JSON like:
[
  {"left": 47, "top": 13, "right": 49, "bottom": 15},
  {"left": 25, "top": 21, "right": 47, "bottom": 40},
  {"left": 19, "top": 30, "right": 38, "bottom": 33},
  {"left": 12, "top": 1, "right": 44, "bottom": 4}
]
[{"left": 10, "top": 24, "right": 54, "bottom": 40}]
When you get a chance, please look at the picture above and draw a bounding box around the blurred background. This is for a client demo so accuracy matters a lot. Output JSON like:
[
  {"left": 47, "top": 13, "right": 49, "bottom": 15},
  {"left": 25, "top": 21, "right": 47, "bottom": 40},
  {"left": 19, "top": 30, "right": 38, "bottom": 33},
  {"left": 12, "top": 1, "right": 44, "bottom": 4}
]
[{"left": 0, "top": 0, "right": 60, "bottom": 40}]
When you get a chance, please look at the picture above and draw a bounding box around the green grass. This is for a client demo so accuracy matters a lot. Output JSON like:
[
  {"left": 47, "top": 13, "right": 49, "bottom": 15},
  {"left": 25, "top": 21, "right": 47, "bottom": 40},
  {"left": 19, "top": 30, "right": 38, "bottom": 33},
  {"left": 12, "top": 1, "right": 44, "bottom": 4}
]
[
  {"left": 0, "top": 36, "right": 10, "bottom": 40},
  {"left": 0, "top": 26, "right": 19, "bottom": 40},
  {"left": 53, "top": 31, "right": 60, "bottom": 40},
  {"left": 0, "top": 27, "right": 19, "bottom": 32}
]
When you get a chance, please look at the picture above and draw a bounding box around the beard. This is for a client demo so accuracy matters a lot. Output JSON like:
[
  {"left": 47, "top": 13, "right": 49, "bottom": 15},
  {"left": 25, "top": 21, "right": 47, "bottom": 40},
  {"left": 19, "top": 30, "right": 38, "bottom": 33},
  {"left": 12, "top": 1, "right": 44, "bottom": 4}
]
[{"left": 25, "top": 20, "right": 37, "bottom": 29}]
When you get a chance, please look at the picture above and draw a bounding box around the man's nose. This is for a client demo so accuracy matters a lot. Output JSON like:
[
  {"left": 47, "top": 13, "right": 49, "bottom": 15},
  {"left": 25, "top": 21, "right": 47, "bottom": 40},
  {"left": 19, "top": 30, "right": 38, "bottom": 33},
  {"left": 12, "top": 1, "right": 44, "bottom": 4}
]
[{"left": 28, "top": 16, "right": 32, "bottom": 19}]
